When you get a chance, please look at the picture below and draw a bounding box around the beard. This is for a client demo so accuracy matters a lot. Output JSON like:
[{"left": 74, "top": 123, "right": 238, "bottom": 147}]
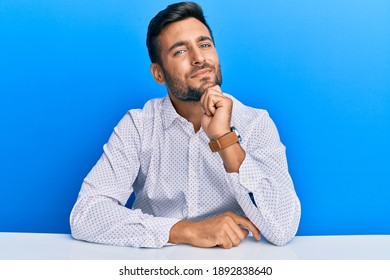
[{"left": 161, "top": 63, "right": 223, "bottom": 102}]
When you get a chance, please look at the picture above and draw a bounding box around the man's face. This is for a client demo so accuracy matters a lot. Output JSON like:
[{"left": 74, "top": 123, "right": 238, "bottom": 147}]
[{"left": 157, "top": 17, "right": 222, "bottom": 102}]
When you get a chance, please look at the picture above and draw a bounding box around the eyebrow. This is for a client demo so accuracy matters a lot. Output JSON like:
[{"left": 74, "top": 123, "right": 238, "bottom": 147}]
[{"left": 168, "top": 36, "right": 213, "bottom": 52}]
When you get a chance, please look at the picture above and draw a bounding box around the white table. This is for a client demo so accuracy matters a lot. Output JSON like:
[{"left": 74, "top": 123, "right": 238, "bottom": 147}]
[{"left": 1, "top": 232, "right": 389, "bottom": 260}]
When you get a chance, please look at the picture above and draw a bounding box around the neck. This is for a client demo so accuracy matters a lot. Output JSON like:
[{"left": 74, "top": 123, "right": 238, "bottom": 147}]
[{"left": 168, "top": 93, "right": 203, "bottom": 132}]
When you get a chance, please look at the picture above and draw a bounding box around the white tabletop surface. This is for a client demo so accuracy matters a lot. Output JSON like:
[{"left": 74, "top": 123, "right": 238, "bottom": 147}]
[{"left": 1, "top": 232, "right": 389, "bottom": 260}]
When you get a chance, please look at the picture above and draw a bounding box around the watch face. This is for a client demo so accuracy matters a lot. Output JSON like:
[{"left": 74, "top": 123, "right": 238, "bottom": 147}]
[{"left": 231, "top": 126, "right": 242, "bottom": 142}]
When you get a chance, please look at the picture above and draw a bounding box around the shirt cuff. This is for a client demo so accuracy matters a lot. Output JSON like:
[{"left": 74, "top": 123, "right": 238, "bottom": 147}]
[
  {"left": 142, "top": 216, "right": 181, "bottom": 248},
  {"left": 225, "top": 153, "right": 267, "bottom": 194}
]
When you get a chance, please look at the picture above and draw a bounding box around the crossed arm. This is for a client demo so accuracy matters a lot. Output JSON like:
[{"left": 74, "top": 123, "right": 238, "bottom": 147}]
[{"left": 70, "top": 88, "right": 300, "bottom": 248}]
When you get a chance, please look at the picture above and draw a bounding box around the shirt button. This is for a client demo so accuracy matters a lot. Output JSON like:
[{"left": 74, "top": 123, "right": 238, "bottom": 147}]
[
  {"left": 189, "top": 205, "right": 197, "bottom": 212},
  {"left": 190, "top": 169, "right": 196, "bottom": 177},
  {"left": 242, "top": 177, "right": 249, "bottom": 184}
]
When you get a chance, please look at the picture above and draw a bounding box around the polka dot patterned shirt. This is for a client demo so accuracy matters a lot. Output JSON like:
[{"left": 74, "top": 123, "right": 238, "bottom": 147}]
[{"left": 70, "top": 95, "right": 301, "bottom": 248}]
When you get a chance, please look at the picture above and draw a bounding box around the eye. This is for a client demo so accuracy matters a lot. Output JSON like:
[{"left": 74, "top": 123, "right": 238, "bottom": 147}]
[
  {"left": 199, "top": 43, "right": 213, "bottom": 49},
  {"left": 173, "top": 49, "right": 186, "bottom": 56}
]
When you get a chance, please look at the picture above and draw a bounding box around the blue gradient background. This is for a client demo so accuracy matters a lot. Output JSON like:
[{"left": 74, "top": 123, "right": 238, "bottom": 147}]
[{"left": 1, "top": 1, "right": 389, "bottom": 236}]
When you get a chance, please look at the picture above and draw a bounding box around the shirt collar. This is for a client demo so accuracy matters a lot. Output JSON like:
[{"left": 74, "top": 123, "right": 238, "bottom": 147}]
[{"left": 162, "top": 95, "right": 182, "bottom": 130}]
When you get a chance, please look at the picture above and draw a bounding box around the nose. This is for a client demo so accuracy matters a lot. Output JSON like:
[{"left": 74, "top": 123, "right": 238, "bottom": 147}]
[{"left": 190, "top": 47, "right": 205, "bottom": 66}]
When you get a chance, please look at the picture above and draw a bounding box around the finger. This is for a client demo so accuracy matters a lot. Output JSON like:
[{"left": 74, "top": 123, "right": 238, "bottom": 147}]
[
  {"left": 239, "top": 219, "right": 261, "bottom": 241},
  {"left": 206, "top": 94, "right": 218, "bottom": 116},
  {"left": 200, "top": 90, "right": 208, "bottom": 114},
  {"left": 229, "top": 214, "right": 261, "bottom": 241},
  {"left": 206, "top": 94, "right": 227, "bottom": 116},
  {"left": 245, "top": 223, "right": 261, "bottom": 241},
  {"left": 223, "top": 224, "right": 242, "bottom": 247},
  {"left": 200, "top": 90, "right": 211, "bottom": 116},
  {"left": 208, "top": 85, "right": 223, "bottom": 95},
  {"left": 228, "top": 220, "right": 249, "bottom": 242},
  {"left": 240, "top": 228, "right": 250, "bottom": 238},
  {"left": 217, "top": 233, "right": 233, "bottom": 249},
  {"left": 216, "top": 219, "right": 240, "bottom": 248},
  {"left": 201, "top": 87, "right": 223, "bottom": 116}
]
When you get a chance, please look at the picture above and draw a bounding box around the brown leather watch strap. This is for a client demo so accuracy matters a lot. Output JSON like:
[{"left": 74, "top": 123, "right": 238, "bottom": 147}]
[{"left": 209, "top": 131, "right": 239, "bottom": 152}]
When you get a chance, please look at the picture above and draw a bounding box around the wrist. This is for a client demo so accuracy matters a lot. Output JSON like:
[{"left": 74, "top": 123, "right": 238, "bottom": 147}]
[
  {"left": 208, "top": 126, "right": 241, "bottom": 153},
  {"left": 210, "top": 129, "right": 231, "bottom": 141},
  {"left": 168, "top": 220, "right": 194, "bottom": 244},
  {"left": 219, "top": 143, "right": 246, "bottom": 173}
]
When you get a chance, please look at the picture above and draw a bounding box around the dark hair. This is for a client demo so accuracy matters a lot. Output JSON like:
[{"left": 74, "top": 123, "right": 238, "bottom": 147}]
[{"left": 146, "top": 2, "right": 214, "bottom": 64}]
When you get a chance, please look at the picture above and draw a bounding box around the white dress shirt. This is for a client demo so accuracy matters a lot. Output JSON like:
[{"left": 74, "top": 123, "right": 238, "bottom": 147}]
[{"left": 70, "top": 94, "right": 301, "bottom": 247}]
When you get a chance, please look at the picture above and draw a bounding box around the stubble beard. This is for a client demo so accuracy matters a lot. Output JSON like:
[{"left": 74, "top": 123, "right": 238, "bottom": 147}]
[{"left": 162, "top": 63, "right": 223, "bottom": 102}]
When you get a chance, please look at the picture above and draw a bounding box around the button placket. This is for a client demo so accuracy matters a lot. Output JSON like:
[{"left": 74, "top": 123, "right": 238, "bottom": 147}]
[{"left": 187, "top": 134, "right": 199, "bottom": 218}]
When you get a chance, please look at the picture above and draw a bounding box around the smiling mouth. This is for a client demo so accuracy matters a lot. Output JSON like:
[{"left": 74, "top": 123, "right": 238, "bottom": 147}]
[{"left": 191, "top": 68, "right": 212, "bottom": 78}]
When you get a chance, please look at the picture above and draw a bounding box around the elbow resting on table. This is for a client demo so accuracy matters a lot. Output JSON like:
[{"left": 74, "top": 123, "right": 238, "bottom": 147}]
[
  {"left": 269, "top": 228, "right": 298, "bottom": 246},
  {"left": 69, "top": 200, "right": 91, "bottom": 242},
  {"left": 264, "top": 200, "right": 301, "bottom": 246},
  {"left": 69, "top": 209, "right": 82, "bottom": 241}
]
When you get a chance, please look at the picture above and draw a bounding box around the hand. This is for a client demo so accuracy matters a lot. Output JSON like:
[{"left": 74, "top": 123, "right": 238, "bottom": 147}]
[
  {"left": 169, "top": 212, "right": 261, "bottom": 249},
  {"left": 200, "top": 85, "right": 233, "bottom": 139}
]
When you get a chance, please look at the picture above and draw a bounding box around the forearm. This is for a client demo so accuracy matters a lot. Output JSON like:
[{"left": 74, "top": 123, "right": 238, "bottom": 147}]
[
  {"left": 168, "top": 220, "right": 193, "bottom": 244},
  {"left": 218, "top": 142, "right": 246, "bottom": 173},
  {"left": 227, "top": 151, "right": 301, "bottom": 246},
  {"left": 70, "top": 194, "right": 180, "bottom": 248}
]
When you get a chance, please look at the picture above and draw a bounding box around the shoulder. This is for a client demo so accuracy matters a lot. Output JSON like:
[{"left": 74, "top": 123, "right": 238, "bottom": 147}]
[
  {"left": 123, "top": 97, "right": 164, "bottom": 123},
  {"left": 226, "top": 94, "right": 282, "bottom": 147},
  {"left": 225, "top": 94, "right": 270, "bottom": 128},
  {"left": 114, "top": 97, "right": 165, "bottom": 134},
  {"left": 127, "top": 97, "right": 164, "bottom": 118}
]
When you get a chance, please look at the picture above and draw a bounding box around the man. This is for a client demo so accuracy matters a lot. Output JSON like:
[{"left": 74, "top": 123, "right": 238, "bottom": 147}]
[{"left": 70, "top": 2, "right": 301, "bottom": 249}]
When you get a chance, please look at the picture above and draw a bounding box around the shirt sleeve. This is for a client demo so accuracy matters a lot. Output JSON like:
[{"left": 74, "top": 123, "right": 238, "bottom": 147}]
[
  {"left": 69, "top": 111, "right": 180, "bottom": 248},
  {"left": 226, "top": 111, "right": 301, "bottom": 246}
]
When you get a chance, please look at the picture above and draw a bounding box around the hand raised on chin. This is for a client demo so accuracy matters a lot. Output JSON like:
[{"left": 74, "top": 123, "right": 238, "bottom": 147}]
[{"left": 200, "top": 85, "right": 233, "bottom": 139}]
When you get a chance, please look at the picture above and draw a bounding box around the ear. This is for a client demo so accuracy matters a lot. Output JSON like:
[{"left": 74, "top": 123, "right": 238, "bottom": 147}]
[{"left": 150, "top": 63, "right": 165, "bottom": 84}]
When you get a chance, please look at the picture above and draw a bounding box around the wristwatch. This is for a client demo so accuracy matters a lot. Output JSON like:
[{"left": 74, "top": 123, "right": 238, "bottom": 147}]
[{"left": 209, "top": 126, "right": 241, "bottom": 153}]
